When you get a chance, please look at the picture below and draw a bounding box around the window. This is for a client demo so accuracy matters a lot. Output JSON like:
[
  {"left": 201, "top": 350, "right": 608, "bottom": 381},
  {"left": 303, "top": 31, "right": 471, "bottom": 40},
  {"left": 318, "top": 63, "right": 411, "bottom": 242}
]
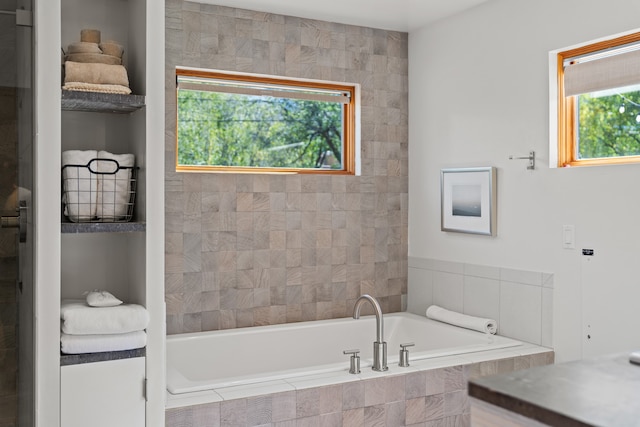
[
  {"left": 555, "top": 31, "right": 640, "bottom": 167},
  {"left": 175, "top": 67, "right": 357, "bottom": 174}
]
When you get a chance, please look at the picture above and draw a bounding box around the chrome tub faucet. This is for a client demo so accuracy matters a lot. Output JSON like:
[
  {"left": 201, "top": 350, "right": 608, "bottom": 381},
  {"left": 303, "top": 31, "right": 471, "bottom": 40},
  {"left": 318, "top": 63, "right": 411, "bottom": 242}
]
[{"left": 352, "top": 294, "right": 388, "bottom": 372}]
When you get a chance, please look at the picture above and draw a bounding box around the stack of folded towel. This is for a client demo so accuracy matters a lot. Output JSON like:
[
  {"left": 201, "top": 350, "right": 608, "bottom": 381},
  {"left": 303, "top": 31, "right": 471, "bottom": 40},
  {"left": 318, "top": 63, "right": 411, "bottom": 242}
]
[
  {"left": 62, "top": 150, "right": 135, "bottom": 222},
  {"left": 62, "top": 29, "right": 131, "bottom": 95},
  {"left": 60, "top": 291, "right": 149, "bottom": 354}
]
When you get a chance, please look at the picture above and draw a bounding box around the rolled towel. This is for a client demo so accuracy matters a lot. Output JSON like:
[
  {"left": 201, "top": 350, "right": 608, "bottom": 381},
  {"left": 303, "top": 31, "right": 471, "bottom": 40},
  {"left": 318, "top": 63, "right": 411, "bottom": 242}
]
[
  {"left": 61, "top": 330, "right": 147, "bottom": 354},
  {"left": 64, "top": 61, "right": 129, "bottom": 87},
  {"left": 61, "top": 299, "right": 149, "bottom": 335},
  {"left": 62, "top": 150, "right": 98, "bottom": 222},
  {"left": 95, "top": 151, "right": 135, "bottom": 221},
  {"left": 426, "top": 305, "right": 497, "bottom": 334}
]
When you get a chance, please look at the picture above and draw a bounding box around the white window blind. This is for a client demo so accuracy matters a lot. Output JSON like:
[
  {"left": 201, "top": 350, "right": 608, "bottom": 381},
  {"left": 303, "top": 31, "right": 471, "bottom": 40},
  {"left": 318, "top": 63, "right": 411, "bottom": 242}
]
[
  {"left": 564, "top": 44, "right": 640, "bottom": 96},
  {"left": 177, "top": 75, "right": 351, "bottom": 104}
]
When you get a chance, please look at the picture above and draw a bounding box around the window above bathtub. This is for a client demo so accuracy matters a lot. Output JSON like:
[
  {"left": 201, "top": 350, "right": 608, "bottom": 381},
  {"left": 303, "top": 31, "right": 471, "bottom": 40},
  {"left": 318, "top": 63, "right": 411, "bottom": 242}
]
[
  {"left": 551, "top": 30, "right": 640, "bottom": 167},
  {"left": 175, "top": 67, "right": 359, "bottom": 175}
]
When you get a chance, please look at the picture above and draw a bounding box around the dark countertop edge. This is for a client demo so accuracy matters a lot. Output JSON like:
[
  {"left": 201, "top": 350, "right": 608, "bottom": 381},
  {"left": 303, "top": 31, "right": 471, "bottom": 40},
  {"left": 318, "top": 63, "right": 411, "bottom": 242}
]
[
  {"left": 61, "top": 221, "right": 146, "bottom": 233},
  {"left": 61, "top": 90, "right": 146, "bottom": 114},
  {"left": 60, "top": 347, "right": 146, "bottom": 366},
  {"left": 468, "top": 381, "right": 591, "bottom": 427}
]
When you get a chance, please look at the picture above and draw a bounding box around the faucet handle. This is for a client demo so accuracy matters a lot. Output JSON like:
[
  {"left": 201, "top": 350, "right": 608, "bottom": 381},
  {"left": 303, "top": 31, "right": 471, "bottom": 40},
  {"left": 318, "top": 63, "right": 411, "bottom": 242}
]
[
  {"left": 343, "top": 349, "right": 361, "bottom": 374},
  {"left": 399, "top": 342, "right": 415, "bottom": 367}
]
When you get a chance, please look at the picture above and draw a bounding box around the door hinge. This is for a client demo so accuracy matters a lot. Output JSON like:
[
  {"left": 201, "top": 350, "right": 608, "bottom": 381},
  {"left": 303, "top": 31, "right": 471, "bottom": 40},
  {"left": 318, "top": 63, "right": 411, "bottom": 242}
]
[
  {"left": 0, "top": 9, "right": 32, "bottom": 27},
  {"left": 16, "top": 9, "right": 32, "bottom": 27},
  {"left": 143, "top": 378, "right": 148, "bottom": 401}
]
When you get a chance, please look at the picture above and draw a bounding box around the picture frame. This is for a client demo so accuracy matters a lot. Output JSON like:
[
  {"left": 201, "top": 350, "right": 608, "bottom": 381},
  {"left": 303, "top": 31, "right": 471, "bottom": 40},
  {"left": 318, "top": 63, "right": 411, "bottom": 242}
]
[{"left": 441, "top": 167, "right": 497, "bottom": 236}]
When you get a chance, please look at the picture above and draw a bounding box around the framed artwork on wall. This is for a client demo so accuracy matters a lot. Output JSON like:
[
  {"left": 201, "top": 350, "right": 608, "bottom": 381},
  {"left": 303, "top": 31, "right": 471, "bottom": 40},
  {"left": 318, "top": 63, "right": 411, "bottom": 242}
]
[{"left": 441, "top": 167, "right": 496, "bottom": 236}]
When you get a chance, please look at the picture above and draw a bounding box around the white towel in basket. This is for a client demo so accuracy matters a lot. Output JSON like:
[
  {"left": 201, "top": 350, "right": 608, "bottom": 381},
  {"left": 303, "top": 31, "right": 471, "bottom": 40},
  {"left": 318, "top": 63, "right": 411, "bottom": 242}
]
[
  {"left": 62, "top": 150, "right": 98, "bottom": 222},
  {"left": 426, "top": 305, "right": 497, "bottom": 334},
  {"left": 96, "top": 151, "right": 135, "bottom": 221}
]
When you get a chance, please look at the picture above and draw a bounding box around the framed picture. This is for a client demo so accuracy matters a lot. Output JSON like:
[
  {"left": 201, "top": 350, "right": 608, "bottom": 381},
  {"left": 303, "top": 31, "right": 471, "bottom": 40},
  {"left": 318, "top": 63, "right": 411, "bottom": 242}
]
[{"left": 441, "top": 167, "right": 496, "bottom": 236}]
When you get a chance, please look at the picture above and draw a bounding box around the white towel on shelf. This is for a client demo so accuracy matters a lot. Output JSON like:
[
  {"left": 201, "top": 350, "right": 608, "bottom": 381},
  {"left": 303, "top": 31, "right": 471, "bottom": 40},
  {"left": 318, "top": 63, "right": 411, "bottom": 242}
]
[
  {"left": 426, "top": 305, "right": 497, "bottom": 334},
  {"left": 96, "top": 151, "right": 135, "bottom": 221},
  {"left": 61, "top": 330, "right": 147, "bottom": 354},
  {"left": 62, "top": 150, "right": 98, "bottom": 222},
  {"left": 61, "top": 299, "right": 149, "bottom": 335}
]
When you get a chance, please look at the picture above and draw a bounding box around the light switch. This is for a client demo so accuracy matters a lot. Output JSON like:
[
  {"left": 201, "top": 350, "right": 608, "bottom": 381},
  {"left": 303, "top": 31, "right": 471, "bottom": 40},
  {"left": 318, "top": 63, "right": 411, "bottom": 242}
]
[{"left": 563, "top": 225, "right": 575, "bottom": 249}]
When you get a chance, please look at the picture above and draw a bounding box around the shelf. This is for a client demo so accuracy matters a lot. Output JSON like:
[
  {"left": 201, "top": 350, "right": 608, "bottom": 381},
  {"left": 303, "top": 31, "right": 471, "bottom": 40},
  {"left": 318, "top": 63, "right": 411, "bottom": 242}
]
[
  {"left": 61, "top": 90, "right": 146, "bottom": 113},
  {"left": 61, "top": 348, "right": 146, "bottom": 366},
  {"left": 61, "top": 222, "right": 146, "bottom": 234}
]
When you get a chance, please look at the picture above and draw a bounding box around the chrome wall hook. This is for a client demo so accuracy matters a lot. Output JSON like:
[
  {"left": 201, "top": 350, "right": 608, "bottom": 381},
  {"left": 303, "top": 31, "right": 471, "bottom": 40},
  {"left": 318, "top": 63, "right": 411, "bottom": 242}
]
[{"left": 509, "top": 150, "right": 535, "bottom": 170}]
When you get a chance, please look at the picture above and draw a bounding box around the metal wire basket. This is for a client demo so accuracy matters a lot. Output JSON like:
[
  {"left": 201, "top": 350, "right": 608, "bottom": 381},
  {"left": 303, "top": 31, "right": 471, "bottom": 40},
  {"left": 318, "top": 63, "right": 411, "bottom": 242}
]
[{"left": 62, "top": 158, "right": 137, "bottom": 223}]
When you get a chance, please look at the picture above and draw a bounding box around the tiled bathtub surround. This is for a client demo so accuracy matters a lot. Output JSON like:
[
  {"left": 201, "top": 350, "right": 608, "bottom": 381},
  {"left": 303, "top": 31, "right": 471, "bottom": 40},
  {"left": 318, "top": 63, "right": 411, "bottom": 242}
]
[
  {"left": 165, "top": 2, "right": 409, "bottom": 333},
  {"left": 408, "top": 257, "right": 553, "bottom": 347},
  {"left": 166, "top": 345, "right": 554, "bottom": 426}
]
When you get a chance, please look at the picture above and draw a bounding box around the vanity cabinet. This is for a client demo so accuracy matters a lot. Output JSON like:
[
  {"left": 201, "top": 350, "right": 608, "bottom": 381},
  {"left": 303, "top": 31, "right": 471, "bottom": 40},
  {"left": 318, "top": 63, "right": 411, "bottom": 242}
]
[{"left": 61, "top": 358, "right": 146, "bottom": 427}]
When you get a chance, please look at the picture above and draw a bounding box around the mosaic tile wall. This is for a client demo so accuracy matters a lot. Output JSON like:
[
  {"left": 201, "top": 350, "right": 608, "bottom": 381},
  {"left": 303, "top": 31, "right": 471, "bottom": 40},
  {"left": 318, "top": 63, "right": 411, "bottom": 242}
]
[{"left": 165, "top": 2, "right": 409, "bottom": 333}]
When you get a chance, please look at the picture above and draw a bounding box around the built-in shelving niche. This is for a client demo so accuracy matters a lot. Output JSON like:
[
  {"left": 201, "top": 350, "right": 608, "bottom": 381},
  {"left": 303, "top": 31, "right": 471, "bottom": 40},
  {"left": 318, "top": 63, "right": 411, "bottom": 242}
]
[{"left": 60, "top": 90, "right": 146, "bottom": 234}]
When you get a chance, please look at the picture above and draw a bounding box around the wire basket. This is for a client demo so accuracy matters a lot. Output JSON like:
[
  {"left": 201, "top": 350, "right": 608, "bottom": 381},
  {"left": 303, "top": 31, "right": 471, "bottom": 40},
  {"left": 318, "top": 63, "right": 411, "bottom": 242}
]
[{"left": 62, "top": 158, "right": 137, "bottom": 223}]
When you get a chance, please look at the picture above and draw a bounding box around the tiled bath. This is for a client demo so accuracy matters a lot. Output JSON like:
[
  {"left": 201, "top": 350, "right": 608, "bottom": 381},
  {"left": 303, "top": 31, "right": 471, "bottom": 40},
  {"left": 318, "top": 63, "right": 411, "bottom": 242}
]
[{"left": 166, "top": 344, "right": 554, "bottom": 426}]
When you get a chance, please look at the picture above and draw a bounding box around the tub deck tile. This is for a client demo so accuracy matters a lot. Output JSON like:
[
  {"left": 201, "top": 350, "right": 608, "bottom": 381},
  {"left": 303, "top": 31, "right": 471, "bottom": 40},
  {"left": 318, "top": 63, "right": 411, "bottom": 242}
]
[
  {"left": 285, "top": 369, "right": 360, "bottom": 390},
  {"left": 458, "top": 348, "right": 521, "bottom": 364},
  {"left": 166, "top": 389, "right": 223, "bottom": 409},
  {"left": 215, "top": 379, "right": 295, "bottom": 401},
  {"left": 405, "top": 355, "right": 469, "bottom": 372}
]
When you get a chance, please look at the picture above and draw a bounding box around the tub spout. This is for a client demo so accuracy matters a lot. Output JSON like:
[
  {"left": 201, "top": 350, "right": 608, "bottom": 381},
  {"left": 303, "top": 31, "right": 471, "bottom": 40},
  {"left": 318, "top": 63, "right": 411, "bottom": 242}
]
[{"left": 352, "top": 294, "right": 387, "bottom": 372}]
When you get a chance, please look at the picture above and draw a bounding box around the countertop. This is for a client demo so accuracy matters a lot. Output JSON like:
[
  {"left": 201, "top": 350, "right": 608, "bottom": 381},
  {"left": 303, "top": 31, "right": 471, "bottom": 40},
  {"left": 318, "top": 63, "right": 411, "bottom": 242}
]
[
  {"left": 468, "top": 352, "right": 640, "bottom": 427},
  {"left": 60, "top": 348, "right": 145, "bottom": 366}
]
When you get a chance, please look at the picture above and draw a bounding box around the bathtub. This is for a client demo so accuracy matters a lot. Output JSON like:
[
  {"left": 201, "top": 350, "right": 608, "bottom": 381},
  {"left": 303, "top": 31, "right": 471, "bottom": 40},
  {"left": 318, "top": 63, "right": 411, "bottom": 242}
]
[{"left": 166, "top": 312, "right": 522, "bottom": 395}]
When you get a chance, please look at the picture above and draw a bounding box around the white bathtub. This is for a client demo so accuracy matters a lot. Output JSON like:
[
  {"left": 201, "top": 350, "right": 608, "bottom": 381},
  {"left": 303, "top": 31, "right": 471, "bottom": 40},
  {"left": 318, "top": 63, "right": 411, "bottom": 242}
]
[{"left": 167, "top": 312, "right": 522, "bottom": 395}]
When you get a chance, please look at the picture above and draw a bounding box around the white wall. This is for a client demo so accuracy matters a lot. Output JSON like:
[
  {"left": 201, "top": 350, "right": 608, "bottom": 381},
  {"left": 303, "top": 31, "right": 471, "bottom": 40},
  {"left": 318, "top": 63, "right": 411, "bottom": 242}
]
[{"left": 409, "top": 0, "right": 640, "bottom": 363}]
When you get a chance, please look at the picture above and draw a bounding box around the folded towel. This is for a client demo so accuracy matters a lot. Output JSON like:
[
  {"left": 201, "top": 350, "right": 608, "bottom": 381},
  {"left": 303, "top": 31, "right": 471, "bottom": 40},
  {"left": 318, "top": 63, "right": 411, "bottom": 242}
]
[
  {"left": 62, "top": 82, "right": 131, "bottom": 94},
  {"left": 62, "top": 150, "right": 98, "bottom": 222},
  {"left": 64, "top": 61, "right": 129, "bottom": 87},
  {"left": 96, "top": 151, "right": 135, "bottom": 221},
  {"left": 61, "top": 330, "right": 147, "bottom": 354},
  {"left": 61, "top": 299, "right": 149, "bottom": 335},
  {"left": 426, "top": 305, "right": 497, "bottom": 334}
]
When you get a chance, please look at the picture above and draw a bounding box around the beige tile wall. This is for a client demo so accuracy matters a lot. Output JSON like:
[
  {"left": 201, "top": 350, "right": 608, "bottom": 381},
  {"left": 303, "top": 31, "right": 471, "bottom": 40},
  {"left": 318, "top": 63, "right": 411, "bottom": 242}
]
[{"left": 165, "top": 1, "right": 408, "bottom": 334}]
